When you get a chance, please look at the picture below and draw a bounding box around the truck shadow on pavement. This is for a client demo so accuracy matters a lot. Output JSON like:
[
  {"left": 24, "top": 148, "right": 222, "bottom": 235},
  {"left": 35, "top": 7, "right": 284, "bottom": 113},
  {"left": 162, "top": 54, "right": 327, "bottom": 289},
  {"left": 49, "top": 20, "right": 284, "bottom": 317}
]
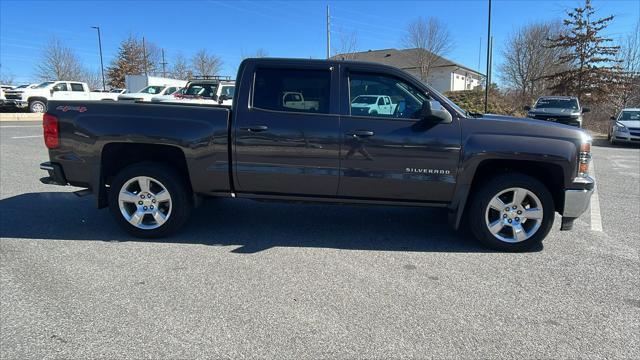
[{"left": 0, "top": 192, "right": 533, "bottom": 253}]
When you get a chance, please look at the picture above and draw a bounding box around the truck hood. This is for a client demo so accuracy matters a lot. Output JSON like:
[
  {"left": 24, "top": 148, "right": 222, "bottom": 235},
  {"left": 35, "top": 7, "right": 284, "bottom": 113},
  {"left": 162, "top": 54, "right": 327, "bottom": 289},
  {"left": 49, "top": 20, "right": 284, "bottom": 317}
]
[
  {"left": 528, "top": 107, "right": 581, "bottom": 117},
  {"left": 618, "top": 120, "right": 640, "bottom": 128},
  {"left": 473, "top": 113, "right": 590, "bottom": 142}
]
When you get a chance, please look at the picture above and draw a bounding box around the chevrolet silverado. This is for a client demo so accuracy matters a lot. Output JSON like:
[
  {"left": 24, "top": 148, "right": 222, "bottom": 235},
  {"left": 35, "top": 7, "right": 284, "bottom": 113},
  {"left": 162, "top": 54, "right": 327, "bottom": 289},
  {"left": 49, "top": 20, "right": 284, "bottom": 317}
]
[{"left": 39, "top": 58, "right": 595, "bottom": 251}]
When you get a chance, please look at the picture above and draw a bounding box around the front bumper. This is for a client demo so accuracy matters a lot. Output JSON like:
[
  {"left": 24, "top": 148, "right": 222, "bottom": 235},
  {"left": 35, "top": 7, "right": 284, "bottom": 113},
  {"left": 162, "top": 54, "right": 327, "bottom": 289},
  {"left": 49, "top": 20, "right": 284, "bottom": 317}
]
[
  {"left": 560, "top": 175, "right": 594, "bottom": 230},
  {"left": 1, "top": 99, "right": 27, "bottom": 108},
  {"left": 563, "top": 188, "right": 594, "bottom": 218},
  {"left": 612, "top": 129, "right": 640, "bottom": 143},
  {"left": 40, "top": 162, "right": 68, "bottom": 186}
]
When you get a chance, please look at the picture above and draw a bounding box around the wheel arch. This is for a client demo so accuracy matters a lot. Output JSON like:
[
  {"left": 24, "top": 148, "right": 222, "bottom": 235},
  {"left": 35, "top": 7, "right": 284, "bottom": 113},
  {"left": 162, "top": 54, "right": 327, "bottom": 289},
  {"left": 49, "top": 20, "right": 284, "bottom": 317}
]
[
  {"left": 451, "top": 158, "right": 566, "bottom": 230},
  {"left": 97, "top": 142, "right": 191, "bottom": 208}
]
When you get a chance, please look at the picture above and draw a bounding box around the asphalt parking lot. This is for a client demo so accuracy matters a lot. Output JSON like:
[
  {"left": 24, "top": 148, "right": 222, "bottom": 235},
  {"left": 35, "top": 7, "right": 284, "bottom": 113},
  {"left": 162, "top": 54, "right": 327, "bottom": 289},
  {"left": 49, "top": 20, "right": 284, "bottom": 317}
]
[{"left": 1, "top": 121, "right": 638, "bottom": 359}]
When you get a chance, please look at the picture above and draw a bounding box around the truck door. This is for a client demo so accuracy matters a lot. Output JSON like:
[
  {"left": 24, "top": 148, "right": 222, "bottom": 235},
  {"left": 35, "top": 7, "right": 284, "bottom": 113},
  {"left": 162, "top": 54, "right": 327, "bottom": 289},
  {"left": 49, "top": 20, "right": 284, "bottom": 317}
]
[
  {"left": 50, "top": 82, "right": 70, "bottom": 100},
  {"left": 233, "top": 65, "right": 341, "bottom": 196},
  {"left": 338, "top": 69, "right": 461, "bottom": 202},
  {"left": 69, "top": 83, "right": 91, "bottom": 100}
]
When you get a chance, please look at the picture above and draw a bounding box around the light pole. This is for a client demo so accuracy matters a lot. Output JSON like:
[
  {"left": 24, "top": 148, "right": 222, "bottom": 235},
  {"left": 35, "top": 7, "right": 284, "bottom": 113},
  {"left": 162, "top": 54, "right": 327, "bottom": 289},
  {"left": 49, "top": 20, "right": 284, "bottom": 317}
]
[
  {"left": 91, "top": 26, "right": 106, "bottom": 90},
  {"left": 484, "top": 0, "right": 492, "bottom": 113}
]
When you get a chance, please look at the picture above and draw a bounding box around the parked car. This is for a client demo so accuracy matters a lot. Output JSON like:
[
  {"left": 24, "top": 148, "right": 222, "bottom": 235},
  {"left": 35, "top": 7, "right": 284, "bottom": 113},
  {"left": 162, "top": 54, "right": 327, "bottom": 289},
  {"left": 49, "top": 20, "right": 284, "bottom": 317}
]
[
  {"left": 3, "top": 81, "right": 123, "bottom": 112},
  {"left": 608, "top": 108, "right": 640, "bottom": 144},
  {"left": 150, "top": 87, "right": 184, "bottom": 103},
  {"left": 351, "top": 95, "right": 397, "bottom": 115},
  {"left": 118, "top": 85, "right": 182, "bottom": 102},
  {"left": 0, "top": 85, "right": 11, "bottom": 106},
  {"left": 39, "top": 58, "right": 594, "bottom": 252},
  {"left": 161, "top": 77, "right": 235, "bottom": 106},
  {"left": 525, "top": 96, "right": 589, "bottom": 127}
]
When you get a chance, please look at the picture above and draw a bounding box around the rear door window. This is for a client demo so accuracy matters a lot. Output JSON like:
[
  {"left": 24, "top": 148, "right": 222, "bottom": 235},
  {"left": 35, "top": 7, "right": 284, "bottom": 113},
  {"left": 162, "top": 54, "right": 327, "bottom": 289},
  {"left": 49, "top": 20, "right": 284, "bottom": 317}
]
[
  {"left": 70, "top": 83, "right": 84, "bottom": 92},
  {"left": 253, "top": 68, "right": 330, "bottom": 114}
]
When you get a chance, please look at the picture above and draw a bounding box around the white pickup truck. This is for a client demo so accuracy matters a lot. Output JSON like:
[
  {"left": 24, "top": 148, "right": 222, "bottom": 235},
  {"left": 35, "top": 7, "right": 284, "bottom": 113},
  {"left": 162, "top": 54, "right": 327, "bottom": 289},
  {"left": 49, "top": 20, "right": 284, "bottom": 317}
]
[
  {"left": 3, "top": 81, "right": 121, "bottom": 112},
  {"left": 154, "top": 79, "right": 235, "bottom": 106},
  {"left": 282, "top": 91, "right": 319, "bottom": 111},
  {"left": 351, "top": 95, "right": 397, "bottom": 116}
]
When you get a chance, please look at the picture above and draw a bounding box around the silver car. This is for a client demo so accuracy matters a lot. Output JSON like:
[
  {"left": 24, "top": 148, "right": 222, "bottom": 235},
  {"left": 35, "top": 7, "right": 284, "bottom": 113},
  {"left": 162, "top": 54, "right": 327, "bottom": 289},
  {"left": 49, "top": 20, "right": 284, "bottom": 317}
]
[{"left": 608, "top": 108, "right": 640, "bottom": 145}]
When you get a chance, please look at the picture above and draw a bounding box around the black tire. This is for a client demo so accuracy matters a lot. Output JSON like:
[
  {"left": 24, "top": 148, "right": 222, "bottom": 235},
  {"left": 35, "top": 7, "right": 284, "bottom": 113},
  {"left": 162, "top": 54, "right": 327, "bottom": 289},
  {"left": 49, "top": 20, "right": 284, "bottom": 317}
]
[
  {"left": 29, "top": 99, "right": 47, "bottom": 113},
  {"left": 108, "top": 162, "right": 192, "bottom": 238},
  {"left": 468, "top": 173, "right": 554, "bottom": 252}
]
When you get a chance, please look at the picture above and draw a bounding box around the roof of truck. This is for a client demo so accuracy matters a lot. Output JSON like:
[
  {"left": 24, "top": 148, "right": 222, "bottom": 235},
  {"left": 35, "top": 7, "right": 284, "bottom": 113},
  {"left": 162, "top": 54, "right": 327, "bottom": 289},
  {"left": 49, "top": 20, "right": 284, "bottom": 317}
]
[{"left": 537, "top": 96, "right": 578, "bottom": 100}]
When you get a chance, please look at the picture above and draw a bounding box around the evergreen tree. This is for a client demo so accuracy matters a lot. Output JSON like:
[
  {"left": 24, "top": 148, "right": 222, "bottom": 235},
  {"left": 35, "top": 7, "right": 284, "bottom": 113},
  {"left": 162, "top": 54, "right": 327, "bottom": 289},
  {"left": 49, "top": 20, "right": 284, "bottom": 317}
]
[
  {"left": 546, "top": 0, "right": 621, "bottom": 103},
  {"left": 106, "top": 35, "right": 159, "bottom": 88}
]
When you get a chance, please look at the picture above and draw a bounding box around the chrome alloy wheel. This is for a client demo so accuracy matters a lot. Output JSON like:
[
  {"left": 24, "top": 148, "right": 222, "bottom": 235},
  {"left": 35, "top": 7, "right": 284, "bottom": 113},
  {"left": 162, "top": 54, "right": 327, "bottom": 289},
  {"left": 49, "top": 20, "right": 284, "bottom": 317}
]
[
  {"left": 484, "top": 187, "right": 544, "bottom": 243},
  {"left": 118, "top": 176, "right": 172, "bottom": 230}
]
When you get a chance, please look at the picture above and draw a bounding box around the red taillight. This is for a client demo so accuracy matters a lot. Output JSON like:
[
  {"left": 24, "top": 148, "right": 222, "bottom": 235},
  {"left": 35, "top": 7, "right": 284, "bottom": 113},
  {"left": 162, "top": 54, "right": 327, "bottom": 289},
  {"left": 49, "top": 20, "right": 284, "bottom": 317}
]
[{"left": 43, "top": 113, "right": 59, "bottom": 149}]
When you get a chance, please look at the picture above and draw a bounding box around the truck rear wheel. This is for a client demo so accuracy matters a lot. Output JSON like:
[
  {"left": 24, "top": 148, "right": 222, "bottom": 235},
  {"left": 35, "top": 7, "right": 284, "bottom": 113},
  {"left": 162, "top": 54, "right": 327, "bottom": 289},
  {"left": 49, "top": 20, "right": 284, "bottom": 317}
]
[
  {"left": 468, "top": 173, "right": 554, "bottom": 251},
  {"left": 29, "top": 100, "right": 47, "bottom": 113},
  {"left": 108, "top": 162, "right": 192, "bottom": 238}
]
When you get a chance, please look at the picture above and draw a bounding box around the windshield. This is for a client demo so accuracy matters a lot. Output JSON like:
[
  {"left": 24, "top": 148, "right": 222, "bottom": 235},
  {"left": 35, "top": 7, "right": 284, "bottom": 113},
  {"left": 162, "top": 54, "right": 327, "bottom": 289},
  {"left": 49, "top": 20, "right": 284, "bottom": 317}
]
[
  {"left": 535, "top": 98, "right": 579, "bottom": 110},
  {"left": 35, "top": 81, "right": 55, "bottom": 89},
  {"left": 110, "top": 88, "right": 123, "bottom": 93},
  {"left": 620, "top": 110, "right": 640, "bottom": 121},
  {"left": 352, "top": 96, "right": 378, "bottom": 104},
  {"left": 15, "top": 84, "right": 30, "bottom": 89},
  {"left": 139, "top": 86, "right": 165, "bottom": 94},
  {"left": 184, "top": 83, "right": 218, "bottom": 98}
]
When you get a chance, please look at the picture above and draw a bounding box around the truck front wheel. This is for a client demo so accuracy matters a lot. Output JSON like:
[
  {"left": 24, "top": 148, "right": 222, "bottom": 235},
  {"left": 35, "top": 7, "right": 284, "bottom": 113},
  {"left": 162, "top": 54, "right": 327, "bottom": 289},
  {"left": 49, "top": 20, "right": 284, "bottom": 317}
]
[
  {"left": 108, "top": 162, "right": 192, "bottom": 238},
  {"left": 468, "top": 173, "right": 554, "bottom": 251},
  {"left": 29, "top": 100, "right": 47, "bottom": 113}
]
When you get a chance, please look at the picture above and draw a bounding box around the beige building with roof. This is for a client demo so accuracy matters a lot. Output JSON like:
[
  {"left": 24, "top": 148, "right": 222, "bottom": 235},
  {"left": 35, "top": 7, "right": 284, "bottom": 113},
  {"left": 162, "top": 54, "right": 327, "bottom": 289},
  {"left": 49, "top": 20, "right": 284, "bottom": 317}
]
[{"left": 332, "top": 48, "right": 484, "bottom": 93}]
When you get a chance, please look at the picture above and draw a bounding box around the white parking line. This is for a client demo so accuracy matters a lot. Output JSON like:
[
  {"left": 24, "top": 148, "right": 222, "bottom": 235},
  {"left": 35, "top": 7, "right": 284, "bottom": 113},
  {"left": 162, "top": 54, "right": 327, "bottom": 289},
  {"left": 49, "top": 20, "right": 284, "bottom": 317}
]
[
  {"left": 0, "top": 125, "right": 41, "bottom": 128},
  {"left": 590, "top": 159, "right": 603, "bottom": 232},
  {"left": 11, "top": 135, "right": 41, "bottom": 139}
]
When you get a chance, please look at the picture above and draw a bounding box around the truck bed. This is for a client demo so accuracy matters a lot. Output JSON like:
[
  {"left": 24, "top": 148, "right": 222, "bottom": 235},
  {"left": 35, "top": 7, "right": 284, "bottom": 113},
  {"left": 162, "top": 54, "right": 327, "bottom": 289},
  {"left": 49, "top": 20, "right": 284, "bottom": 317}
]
[{"left": 46, "top": 100, "right": 233, "bottom": 198}]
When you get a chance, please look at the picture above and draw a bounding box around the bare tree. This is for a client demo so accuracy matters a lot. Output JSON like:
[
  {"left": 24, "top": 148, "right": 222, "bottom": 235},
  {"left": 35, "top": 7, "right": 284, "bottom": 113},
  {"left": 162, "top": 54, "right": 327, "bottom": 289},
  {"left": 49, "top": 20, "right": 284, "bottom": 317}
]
[
  {"left": 499, "top": 21, "right": 567, "bottom": 105},
  {"left": 332, "top": 28, "right": 359, "bottom": 59},
  {"left": 616, "top": 21, "right": 640, "bottom": 108},
  {"left": 0, "top": 65, "right": 15, "bottom": 85},
  {"left": 36, "top": 37, "right": 85, "bottom": 81},
  {"left": 402, "top": 17, "right": 453, "bottom": 81},
  {"left": 81, "top": 69, "right": 103, "bottom": 90},
  {"left": 192, "top": 49, "right": 222, "bottom": 77},
  {"left": 171, "top": 54, "right": 193, "bottom": 80},
  {"left": 241, "top": 48, "right": 269, "bottom": 60}
]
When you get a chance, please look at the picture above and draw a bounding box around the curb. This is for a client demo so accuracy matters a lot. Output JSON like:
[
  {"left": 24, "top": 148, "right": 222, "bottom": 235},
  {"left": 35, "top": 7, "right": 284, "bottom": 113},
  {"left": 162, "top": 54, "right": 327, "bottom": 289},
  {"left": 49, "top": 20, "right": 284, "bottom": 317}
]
[{"left": 0, "top": 113, "right": 42, "bottom": 122}]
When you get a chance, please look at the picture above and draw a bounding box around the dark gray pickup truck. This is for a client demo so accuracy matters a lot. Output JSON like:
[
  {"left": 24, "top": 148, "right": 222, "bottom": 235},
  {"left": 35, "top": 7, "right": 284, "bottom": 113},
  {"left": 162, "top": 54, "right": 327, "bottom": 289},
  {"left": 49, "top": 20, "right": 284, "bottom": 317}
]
[{"left": 40, "top": 58, "right": 594, "bottom": 251}]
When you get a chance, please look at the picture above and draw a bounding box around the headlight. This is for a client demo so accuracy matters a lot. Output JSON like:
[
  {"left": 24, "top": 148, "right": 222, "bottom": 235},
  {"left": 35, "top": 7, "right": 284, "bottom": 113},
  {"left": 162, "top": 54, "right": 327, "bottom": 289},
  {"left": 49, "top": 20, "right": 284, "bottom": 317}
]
[{"left": 615, "top": 121, "right": 628, "bottom": 132}]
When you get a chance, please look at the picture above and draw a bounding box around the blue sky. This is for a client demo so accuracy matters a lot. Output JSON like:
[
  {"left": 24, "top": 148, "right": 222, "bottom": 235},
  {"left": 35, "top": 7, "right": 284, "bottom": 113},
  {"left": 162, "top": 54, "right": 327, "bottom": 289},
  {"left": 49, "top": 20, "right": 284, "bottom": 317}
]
[{"left": 1, "top": 0, "right": 638, "bottom": 84}]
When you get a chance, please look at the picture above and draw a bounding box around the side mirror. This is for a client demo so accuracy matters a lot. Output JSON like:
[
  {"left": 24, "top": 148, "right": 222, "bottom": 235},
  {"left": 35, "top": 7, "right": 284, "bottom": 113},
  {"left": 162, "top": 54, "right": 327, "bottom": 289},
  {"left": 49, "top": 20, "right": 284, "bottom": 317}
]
[
  {"left": 523, "top": 105, "right": 531, "bottom": 111},
  {"left": 219, "top": 94, "right": 229, "bottom": 101},
  {"left": 420, "top": 100, "right": 452, "bottom": 124},
  {"left": 582, "top": 107, "right": 590, "bottom": 113},
  {"left": 610, "top": 116, "right": 616, "bottom": 121}
]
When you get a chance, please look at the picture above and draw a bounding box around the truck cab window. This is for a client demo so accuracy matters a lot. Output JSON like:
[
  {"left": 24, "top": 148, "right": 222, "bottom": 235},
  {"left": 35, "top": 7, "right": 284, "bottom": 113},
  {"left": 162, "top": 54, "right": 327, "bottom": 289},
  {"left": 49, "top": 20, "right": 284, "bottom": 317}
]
[
  {"left": 70, "top": 83, "right": 84, "bottom": 92},
  {"left": 253, "top": 68, "right": 330, "bottom": 114},
  {"left": 349, "top": 73, "right": 429, "bottom": 119},
  {"left": 53, "top": 83, "right": 68, "bottom": 92}
]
